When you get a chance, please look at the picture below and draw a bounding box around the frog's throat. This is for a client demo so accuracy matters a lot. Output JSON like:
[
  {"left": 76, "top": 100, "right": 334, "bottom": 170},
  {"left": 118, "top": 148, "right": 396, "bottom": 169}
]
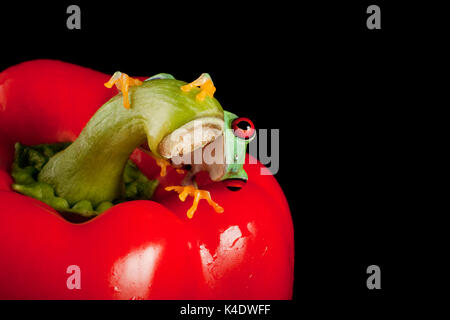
[{"left": 158, "top": 117, "right": 224, "bottom": 158}]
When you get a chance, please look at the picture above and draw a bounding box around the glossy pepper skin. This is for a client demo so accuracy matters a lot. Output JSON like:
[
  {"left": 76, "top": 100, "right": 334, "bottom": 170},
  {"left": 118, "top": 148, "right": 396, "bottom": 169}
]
[{"left": 0, "top": 60, "right": 294, "bottom": 299}]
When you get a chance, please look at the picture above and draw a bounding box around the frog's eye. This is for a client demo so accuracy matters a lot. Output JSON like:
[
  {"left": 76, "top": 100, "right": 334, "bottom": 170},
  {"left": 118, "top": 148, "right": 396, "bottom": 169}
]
[{"left": 232, "top": 117, "right": 255, "bottom": 140}]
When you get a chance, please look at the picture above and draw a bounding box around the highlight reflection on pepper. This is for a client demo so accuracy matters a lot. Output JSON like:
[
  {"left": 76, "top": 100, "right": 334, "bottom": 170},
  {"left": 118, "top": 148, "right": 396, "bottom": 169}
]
[{"left": 110, "top": 243, "right": 163, "bottom": 300}]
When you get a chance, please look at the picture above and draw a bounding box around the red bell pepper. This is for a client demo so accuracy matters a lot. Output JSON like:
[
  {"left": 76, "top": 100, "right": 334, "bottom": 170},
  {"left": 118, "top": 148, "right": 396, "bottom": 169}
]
[{"left": 0, "top": 60, "right": 294, "bottom": 299}]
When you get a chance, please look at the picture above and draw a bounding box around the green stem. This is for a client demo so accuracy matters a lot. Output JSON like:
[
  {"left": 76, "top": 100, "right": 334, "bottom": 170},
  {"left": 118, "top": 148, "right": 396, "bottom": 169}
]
[{"left": 38, "top": 79, "right": 223, "bottom": 206}]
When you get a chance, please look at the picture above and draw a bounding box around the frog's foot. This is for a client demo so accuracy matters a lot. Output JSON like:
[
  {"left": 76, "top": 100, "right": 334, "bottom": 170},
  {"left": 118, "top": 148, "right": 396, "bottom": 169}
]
[
  {"left": 104, "top": 71, "right": 143, "bottom": 109},
  {"left": 165, "top": 185, "right": 224, "bottom": 219},
  {"left": 180, "top": 73, "right": 216, "bottom": 101}
]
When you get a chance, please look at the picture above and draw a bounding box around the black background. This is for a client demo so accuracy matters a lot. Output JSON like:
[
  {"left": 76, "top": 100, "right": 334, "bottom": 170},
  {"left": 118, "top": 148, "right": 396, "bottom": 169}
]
[{"left": 0, "top": 0, "right": 433, "bottom": 317}]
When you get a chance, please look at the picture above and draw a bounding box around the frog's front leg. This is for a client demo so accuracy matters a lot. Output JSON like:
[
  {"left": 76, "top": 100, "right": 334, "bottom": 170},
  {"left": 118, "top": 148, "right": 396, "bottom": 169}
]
[
  {"left": 179, "top": 163, "right": 205, "bottom": 187},
  {"left": 165, "top": 163, "right": 224, "bottom": 218},
  {"left": 180, "top": 168, "right": 196, "bottom": 186}
]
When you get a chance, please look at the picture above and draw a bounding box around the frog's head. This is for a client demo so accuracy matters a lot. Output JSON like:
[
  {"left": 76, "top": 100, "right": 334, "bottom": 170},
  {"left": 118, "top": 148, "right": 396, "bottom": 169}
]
[{"left": 220, "top": 111, "right": 255, "bottom": 190}]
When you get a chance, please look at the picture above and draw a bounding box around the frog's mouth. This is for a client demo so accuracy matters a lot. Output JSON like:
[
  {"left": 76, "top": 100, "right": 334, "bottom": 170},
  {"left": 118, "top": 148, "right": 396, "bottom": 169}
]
[{"left": 223, "top": 178, "right": 247, "bottom": 191}]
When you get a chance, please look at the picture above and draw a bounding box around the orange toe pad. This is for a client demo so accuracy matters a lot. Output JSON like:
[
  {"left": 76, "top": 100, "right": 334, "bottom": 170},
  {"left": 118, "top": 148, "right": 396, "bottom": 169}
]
[{"left": 165, "top": 185, "right": 224, "bottom": 218}]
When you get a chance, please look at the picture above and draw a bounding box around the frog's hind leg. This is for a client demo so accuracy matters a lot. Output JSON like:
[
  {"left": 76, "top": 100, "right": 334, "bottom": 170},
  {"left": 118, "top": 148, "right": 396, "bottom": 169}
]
[
  {"left": 104, "top": 71, "right": 143, "bottom": 109},
  {"left": 180, "top": 73, "right": 216, "bottom": 101}
]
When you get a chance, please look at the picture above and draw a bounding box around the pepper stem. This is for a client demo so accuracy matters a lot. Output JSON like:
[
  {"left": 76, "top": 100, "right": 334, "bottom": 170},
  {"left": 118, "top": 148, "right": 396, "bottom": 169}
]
[{"left": 36, "top": 75, "right": 224, "bottom": 207}]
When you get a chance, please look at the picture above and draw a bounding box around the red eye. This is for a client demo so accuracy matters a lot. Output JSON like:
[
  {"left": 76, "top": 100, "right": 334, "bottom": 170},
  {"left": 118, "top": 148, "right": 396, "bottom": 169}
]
[{"left": 232, "top": 117, "right": 255, "bottom": 140}]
